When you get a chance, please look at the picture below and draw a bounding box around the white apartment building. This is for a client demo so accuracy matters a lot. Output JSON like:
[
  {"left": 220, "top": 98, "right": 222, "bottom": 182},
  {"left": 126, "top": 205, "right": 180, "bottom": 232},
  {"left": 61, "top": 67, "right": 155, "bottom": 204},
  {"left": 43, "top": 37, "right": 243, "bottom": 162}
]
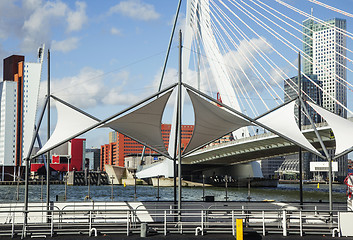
[
  {"left": 0, "top": 81, "right": 18, "bottom": 167},
  {"left": 0, "top": 49, "right": 44, "bottom": 180}
]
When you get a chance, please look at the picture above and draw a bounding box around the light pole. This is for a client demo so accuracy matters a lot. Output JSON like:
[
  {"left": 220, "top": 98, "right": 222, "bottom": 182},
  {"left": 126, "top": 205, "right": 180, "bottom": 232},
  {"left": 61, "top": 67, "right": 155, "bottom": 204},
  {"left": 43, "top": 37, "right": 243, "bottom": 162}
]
[
  {"left": 202, "top": 174, "right": 205, "bottom": 201},
  {"left": 134, "top": 170, "right": 137, "bottom": 201},
  {"left": 16, "top": 175, "right": 20, "bottom": 201},
  {"left": 87, "top": 175, "right": 91, "bottom": 200},
  {"left": 64, "top": 174, "right": 67, "bottom": 201},
  {"left": 41, "top": 175, "right": 43, "bottom": 202},
  {"left": 157, "top": 175, "right": 160, "bottom": 201},
  {"left": 110, "top": 176, "right": 114, "bottom": 201},
  {"left": 225, "top": 175, "right": 229, "bottom": 201}
]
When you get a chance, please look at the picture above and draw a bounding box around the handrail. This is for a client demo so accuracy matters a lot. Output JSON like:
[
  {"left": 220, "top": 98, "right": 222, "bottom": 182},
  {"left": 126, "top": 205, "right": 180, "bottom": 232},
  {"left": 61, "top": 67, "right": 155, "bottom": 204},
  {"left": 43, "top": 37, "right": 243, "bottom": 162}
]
[{"left": 0, "top": 206, "right": 346, "bottom": 238}]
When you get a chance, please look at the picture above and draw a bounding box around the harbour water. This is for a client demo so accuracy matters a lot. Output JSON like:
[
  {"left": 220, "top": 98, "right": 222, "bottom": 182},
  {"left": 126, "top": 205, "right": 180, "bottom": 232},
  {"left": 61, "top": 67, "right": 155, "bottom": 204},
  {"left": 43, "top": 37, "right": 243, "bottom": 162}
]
[{"left": 0, "top": 183, "right": 347, "bottom": 203}]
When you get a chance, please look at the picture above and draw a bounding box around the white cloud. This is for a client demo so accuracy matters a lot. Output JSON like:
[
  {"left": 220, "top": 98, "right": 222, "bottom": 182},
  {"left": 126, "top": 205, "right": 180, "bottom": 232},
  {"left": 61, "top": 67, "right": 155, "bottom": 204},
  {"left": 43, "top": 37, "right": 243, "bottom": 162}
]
[
  {"left": 110, "top": 27, "right": 122, "bottom": 36},
  {"left": 52, "top": 37, "right": 79, "bottom": 53},
  {"left": 102, "top": 89, "right": 138, "bottom": 106},
  {"left": 269, "top": 57, "right": 297, "bottom": 85},
  {"left": 109, "top": 0, "right": 160, "bottom": 21},
  {"left": 46, "top": 67, "right": 106, "bottom": 108},
  {"left": 66, "top": 1, "right": 88, "bottom": 32},
  {"left": 40, "top": 68, "right": 144, "bottom": 109},
  {"left": 0, "top": 0, "right": 87, "bottom": 53},
  {"left": 0, "top": 0, "right": 22, "bottom": 40},
  {"left": 22, "top": 0, "right": 42, "bottom": 11},
  {"left": 223, "top": 38, "right": 272, "bottom": 74},
  {"left": 22, "top": 1, "right": 67, "bottom": 51}
]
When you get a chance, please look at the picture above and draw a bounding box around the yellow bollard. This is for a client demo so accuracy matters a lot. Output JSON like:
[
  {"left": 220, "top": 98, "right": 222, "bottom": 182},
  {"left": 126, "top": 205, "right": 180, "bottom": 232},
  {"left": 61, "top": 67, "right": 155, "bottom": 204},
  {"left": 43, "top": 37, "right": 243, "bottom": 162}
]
[
  {"left": 236, "top": 219, "right": 243, "bottom": 240},
  {"left": 317, "top": 183, "right": 320, "bottom": 189}
]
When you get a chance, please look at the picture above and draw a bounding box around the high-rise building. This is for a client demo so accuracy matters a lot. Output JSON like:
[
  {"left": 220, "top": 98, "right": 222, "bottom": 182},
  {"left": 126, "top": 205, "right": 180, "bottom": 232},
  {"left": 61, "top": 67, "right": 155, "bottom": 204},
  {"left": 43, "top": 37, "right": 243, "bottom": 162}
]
[
  {"left": 302, "top": 17, "right": 348, "bottom": 180},
  {"left": 303, "top": 18, "right": 347, "bottom": 117},
  {"left": 284, "top": 74, "right": 322, "bottom": 125},
  {"left": 0, "top": 49, "right": 44, "bottom": 180},
  {"left": 100, "top": 124, "right": 194, "bottom": 171}
]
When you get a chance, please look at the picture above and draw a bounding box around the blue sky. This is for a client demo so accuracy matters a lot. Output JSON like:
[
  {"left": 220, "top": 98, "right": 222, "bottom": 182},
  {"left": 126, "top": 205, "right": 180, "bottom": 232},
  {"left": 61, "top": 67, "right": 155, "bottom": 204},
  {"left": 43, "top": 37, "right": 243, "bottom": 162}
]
[{"left": 0, "top": 0, "right": 353, "bottom": 150}]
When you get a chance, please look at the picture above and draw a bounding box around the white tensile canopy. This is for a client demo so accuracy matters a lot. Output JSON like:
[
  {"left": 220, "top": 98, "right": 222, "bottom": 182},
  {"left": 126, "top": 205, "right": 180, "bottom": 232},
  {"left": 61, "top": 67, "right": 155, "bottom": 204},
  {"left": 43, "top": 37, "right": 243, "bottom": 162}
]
[
  {"left": 256, "top": 101, "right": 320, "bottom": 155},
  {"left": 307, "top": 101, "right": 353, "bottom": 156},
  {"left": 36, "top": 99, "right": 100, "bottom": 156},
  {"left": 100, "top": 91, "right": 173, "bottom": 157},
  {"left": 182, "top": 90, "right": 253, "bottom": 155}
]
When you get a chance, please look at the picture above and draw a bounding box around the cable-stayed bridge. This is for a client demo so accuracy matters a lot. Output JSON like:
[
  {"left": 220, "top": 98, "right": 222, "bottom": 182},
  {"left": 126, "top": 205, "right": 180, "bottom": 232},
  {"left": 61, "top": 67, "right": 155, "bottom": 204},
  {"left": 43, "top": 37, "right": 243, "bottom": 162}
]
[{"left": 183, "top": 120, "right": 339, "bottom": 165}]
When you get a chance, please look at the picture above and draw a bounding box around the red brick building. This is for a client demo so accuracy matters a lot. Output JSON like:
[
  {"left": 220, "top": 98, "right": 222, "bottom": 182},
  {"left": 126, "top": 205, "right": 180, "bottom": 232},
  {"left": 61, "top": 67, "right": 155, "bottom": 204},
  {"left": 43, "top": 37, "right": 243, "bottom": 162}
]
[{"left": 100, "top": 124, "right": 194, "bottom": 170}]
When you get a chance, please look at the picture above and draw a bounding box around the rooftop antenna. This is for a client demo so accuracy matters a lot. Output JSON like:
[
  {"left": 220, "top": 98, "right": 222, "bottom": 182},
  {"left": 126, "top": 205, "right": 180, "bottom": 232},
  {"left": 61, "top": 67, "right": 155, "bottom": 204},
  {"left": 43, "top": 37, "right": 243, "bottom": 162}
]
[{"left": 311, "top": 8, "right": 313, "bottom": 17}]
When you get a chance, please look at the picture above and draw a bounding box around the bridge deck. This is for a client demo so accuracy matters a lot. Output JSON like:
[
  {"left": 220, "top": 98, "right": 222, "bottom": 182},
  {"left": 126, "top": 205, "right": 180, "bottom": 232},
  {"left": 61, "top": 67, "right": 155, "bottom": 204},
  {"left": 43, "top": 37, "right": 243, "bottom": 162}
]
[{"left": 183, "top": 121, "right": 339, "bottom": 165}]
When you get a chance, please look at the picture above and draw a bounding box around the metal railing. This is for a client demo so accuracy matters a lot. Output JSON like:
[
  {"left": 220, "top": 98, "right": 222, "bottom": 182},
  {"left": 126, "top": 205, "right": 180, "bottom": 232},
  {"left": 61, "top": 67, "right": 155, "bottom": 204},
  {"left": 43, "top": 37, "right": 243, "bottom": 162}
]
[{"left": 0, "top": 206, "right": 348, "bottom": 238}]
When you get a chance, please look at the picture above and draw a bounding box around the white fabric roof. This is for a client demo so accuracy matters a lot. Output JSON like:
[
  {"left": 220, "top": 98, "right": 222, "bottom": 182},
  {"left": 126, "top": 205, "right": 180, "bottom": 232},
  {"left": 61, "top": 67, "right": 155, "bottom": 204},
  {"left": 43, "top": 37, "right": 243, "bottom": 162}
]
[
  {"left": 257, "top": 101, "right": 320, "bottom": 155},
  {"left": 101, "top": 91, "right": 172, "bottom": 157},
  {"left": 37, "top": 99, "right": 99, "bottom": 155},
  {"left": 183, "top": 90, "right": 252, "bottom": 155},
  {"left": 308, "top": 101, "right": 353, "bottom": 156}
]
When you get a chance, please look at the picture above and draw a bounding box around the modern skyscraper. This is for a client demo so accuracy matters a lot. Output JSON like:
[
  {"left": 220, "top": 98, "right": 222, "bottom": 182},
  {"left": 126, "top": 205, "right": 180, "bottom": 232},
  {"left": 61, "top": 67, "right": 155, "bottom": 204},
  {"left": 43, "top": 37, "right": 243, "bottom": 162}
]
[
  {"left": 302, "top": 17, "right": 348, "bottom": 180},
  {"left": 303, "top": 18, "right": 347, "bottom": 117},
  {"left": 284, "top": 74, "right": 322, "bottom": 125},
  {"left": 0, "top": 49, "right": 44, "bottom": 180}
]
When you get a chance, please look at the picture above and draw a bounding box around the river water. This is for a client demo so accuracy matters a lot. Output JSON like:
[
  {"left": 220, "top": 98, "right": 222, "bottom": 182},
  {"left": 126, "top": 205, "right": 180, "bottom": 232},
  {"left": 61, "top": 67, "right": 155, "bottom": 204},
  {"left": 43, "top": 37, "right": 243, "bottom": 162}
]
[{"left": 0, "top": 183, "right": 347, "bottom": 203}]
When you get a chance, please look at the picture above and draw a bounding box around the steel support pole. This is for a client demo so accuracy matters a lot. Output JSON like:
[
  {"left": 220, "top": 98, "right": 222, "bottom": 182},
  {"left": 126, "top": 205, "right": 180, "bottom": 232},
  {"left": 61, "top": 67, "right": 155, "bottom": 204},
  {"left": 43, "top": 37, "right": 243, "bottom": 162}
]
[
  {"left": 24, "top": 158, "right": 29, "bottom": 225},
  {"left": 157, "top": 175, "right": 160, "bottom": 201},
  {"left": 23, "top": 96, "right": 48, "bottom": 223},
  {"left": 298, "top": 52, "right": 303, "bottom": 208},
  {"left": 47, "top": 49, "right": 51, "bottom": 218},
  {"left": 328, "top": 157, "right": 333, "bottom": 218},
  {"left": 297, "top": 91, "right": 333, "bottom": 216},
  {"left": 134, "top": 170, "right": 137, "bottom": 201},
  {"left": 202, "top": 174, "right": 205, "bottom": 201},
  {"left": 157, "top": 0, "right": 183, "bottom": 92},
  {"left": 173, "top": 129, "right": 178, "bottom": 205},
  {"left": 177, "top": 30, "right": 183, "bottom": 220}
]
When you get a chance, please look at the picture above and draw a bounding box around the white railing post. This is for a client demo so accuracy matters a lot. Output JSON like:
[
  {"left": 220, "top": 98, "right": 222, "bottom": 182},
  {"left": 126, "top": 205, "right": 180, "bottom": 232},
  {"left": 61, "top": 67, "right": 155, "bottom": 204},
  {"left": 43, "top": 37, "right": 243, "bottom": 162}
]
[
  {"left": 22, "top": 212, "right": 27, "bottom": 238},
  {"left": 11, "top": 213, "right": 15, "bottom": 238},
  {"left": 315, "top": 206, "right": 318, "bottom": 215},
  {"left": 338, "top": 212, "right": 341, "bottom": 237},
  {"left": 126, "top": 211, "right": 130, "bottom": 236},
  {"left": 201, "top": 210, "right": 204, "bottom": 235},
  {"left": 164, "top": 210, "right": 167, "bottom": 236},
  {"left": 262, "top": 211, "right": 265, "bottom": 236},
  {"left": 51, "top": 214, "right": 54, "bottom": 237},
  {"left": 299, "top": 210, "right": 303, "bottom": 237},
  {"left": 282, "top": 210, "right": 287, "bottom": 236},
  {"left": 89, "top": 210, "right": 92, "bottom": 236},
  {"left": 232, "top": 210, "right": 235, "bottom": 236}
]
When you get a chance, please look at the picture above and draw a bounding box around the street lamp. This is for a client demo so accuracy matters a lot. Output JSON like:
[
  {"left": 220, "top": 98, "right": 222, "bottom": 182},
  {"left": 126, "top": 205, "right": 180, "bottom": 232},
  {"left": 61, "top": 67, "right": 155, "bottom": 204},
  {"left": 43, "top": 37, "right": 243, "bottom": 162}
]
[
  {"left": 110, "top": 176, "right": 114, "bottom": 201},
  {"left": 133, "top": 170, "right": 137, "bottom": 201}
]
